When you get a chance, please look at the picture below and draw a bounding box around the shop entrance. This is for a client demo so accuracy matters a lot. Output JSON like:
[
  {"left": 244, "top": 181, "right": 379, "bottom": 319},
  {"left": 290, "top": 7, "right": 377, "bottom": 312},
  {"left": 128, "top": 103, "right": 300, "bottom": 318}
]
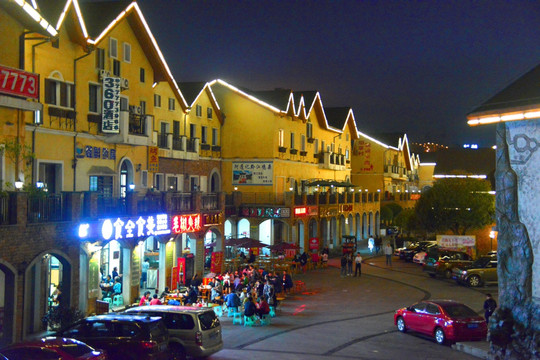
[{"left": 0, "top": 262, "right": 15, "bottom": 346}]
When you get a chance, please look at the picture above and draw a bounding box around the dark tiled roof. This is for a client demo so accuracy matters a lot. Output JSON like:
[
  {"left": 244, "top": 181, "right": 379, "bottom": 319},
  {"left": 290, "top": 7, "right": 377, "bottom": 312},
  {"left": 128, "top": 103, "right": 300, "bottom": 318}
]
[
  {"left": 178, "top": 82, "right": 207, "bottom": 106},
  {"left": 292, "top": 92, "right": 303, "bottom": 114},
  {"left": 79, "top": 1, "right": 132, "bottom": 38},
  {"left": 371, "top": 132, "right": 406, "bottom": 147},
  {"left": 35, "top": 0, "right": 65, "bottom": 26},
  {"left": 469, "top": 63, "right": 540, "bottom": 115},
  {"left": 299, "top": 91, "right": 318, "bottom": 112},
  {"left": 324, "top": 107, "right": 350, "bottom": 130},
  {"left": 249, "top": 89, "right": 291, "bottom": 111},
  {"left": 433, "top": 148, "right": 495, "bottom": 176}
]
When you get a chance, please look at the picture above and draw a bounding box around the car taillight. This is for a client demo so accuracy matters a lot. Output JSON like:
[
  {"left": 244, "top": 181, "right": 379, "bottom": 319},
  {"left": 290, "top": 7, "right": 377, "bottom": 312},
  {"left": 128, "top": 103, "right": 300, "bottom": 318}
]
[
  {"left": 141, "top": 341, "right": 157, "bottom": 350},
  {"left": 195, "top": 331, "right": 203, "bottom": 346},
  {"left": 434, "top": 261, "right": 440, "bottom": 267}
]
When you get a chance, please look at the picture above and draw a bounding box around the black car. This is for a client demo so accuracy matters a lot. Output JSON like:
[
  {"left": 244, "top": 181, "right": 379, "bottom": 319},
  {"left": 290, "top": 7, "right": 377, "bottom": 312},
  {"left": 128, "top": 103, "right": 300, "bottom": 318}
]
[
  {"left": 56, "top": 314, "right": 169, "bottom": 360},
  {"left": 424, "top": 250, "right": 473, "bottom": 279},
  {"left": 401, "top": 241, "right": 436, "bottom": 262}
]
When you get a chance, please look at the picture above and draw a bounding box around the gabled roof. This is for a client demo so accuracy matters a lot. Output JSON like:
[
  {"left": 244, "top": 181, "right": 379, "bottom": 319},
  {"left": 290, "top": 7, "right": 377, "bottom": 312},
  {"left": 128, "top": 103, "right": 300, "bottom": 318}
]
[
  {"left": 1, "top": 0, "right": 58, "bottom": 37},
  {"left": 249, "top": 89, "right": 292, "bottom": 112},
  {"left": 469, "top": 63, "right": 540, "bottom": 115},
  {"left": 323, "top": 107, "right": 350, "bottom": 130},
  {"left": 292, "top": 92, "right": 304, "bottom": 118},
  {"left": 300, "top": 91, "right": 318, "bottom": 115},
  {"left": 371, "top": 132, "right": 406, "bottom": 148},
  {"left": 79, "top": 0, "right": 131, "bottom": 38},
  {"left": 178, "top": 82, "right": 208, "bottom": 106}
]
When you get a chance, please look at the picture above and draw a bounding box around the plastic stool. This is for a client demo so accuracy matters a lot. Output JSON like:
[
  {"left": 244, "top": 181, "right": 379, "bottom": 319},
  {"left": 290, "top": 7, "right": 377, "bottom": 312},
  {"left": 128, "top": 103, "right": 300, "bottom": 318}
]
[
  {"left": 269, "top": 306, "right": 276, "bottom": 317},
  {"left": 227, "top": 306, "right": 238, "bottom": 317},
  {"left": 260, "top": 314, "right": 271, "bottom": 325},
  {"left": 232, "top": 311, "right": 243, "bottom": 325},
  {"left": 244, "top": 315, "right": 257, "bottom": 327},
  {"left": 103, "top": 297, "right": 113, "bottom": 308},
  {"left": 112, "top": 294, "right": 123, "bottom": 307},
  {"left": 214, "top": 305, "right": 223, "bottom": 317}
]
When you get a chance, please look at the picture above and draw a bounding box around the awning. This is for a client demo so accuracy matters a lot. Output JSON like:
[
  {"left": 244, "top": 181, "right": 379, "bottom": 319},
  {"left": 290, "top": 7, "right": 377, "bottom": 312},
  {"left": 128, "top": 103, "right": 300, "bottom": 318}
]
[{"left": 87, "top": 166, "right": 117, "bottom": 175}]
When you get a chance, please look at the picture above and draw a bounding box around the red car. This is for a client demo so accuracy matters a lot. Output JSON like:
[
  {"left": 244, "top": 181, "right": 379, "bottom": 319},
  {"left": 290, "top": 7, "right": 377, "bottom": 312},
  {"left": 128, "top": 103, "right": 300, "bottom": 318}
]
[
  {"left": 0, "top": 337, "right": 106, "bottom": 359},
  {"left": 394, "top": 300, "right": 487, "bottom": 344}
]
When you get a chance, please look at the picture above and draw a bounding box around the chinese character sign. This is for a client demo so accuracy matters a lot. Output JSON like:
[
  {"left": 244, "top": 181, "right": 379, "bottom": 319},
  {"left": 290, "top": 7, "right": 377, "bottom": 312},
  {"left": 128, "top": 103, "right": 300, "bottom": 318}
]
[
  {"left": 102, "top": 76, "right": 121, "bottom": 133},
  {"left": 171, "top": 214, "right": 202, "bottom": 234},
  {"left": 148, "top": 146, "right": 159, "bottom": 173},
  {"left": 210, "top": 251, "right": 224, "bottom": 273},
  {"left": 232, "top": 161, "right": 273, "bottom": 185},
  {"left": 77, "top": 214, "right": 171, "bottom": 242}
]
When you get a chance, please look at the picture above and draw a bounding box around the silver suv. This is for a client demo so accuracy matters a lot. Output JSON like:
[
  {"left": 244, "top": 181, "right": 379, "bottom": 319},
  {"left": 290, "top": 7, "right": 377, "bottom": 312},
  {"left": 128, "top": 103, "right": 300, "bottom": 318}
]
[{"left": 125, "top": 305, "right": 222, "bottom": 359}]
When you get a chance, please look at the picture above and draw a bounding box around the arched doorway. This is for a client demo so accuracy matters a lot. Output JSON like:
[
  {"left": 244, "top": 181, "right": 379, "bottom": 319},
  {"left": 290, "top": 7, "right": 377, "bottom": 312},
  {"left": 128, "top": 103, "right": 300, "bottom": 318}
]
[
  {"left": 118, "top": 158, "right": 134, "bottom": 198},
  {"left": 330, "top": 217, "right": 337, "bottom": 248},
  {"left": 340, "top": 215, "right": 346, "bottom": 241},
  {"left": 209, "top": 170, "right": 221, "bottom": 193},
  {"left": 348, "top": 214, "right": 354, "bottom": 236},
  {"left": 320, "top": 218, "right": 329, "bottom": 247},
  {"left": 355, "top": 213, "right": 361, "bottom": 240},
  {"left": 24, "top": 251, "right": 72, "bottom": 337},
  {"left": 204, "top": 229, "right": 219, "bottom": 271},
  {"left": 369, "top": 212, "right": 374, "bottom": 236},
  {"left": 362, "top": 213, "right": 368, "bottom": 239},
  {"left": 296, "top": 220, "right": 305, "bottom": 252},
  {"left": 0, "top": 261, "right": 16, "bottom": 346},
  {"left": 308, "top": 218, "right": 318, "bottom": 239},
  {"left": 224, "top": 220, "right": 233, "bottom": 239},
  {"left": 259, "top": 219, "right": 290, "bottom": 246},
  {"left": 375, "top": 211, "right": 380, "bottom": 237},
  {"left": 237, "top": 219, "right": 250, "bottom": 238}
]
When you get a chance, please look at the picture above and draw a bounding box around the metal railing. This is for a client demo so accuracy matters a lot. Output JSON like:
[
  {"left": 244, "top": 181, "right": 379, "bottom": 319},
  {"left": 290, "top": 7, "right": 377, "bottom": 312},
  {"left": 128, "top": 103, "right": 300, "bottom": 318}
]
[
  {"left": 157, "top": 133, "right": 168, "bottom": 148},
  {"left": 96, "top": 196, "right": 126, "bottom": 217},
  {"left": 27, "top": 194, "right": 63, "bottom": 223},
  {"left": 0, "top": 195, "right": 9, "bottom": 225},
  {"left": 172, "top": 136, "right": 184, "bottom": 151},
  {"left": 170, "top": 193, "right": 193, "bottom": 212},
  {"left": 201, "top": 193, "right": 218, "bottom": 210},
  {"left": 187, "top": 138, "right": 197, "bottom": 152},
  {"left": 137, "top": 194, "right": 163, "bottom": 214},
  {"left": 306, "top": 194, "right": 316, "bottom": 205},
  {"left": 128, "top": 114, "right": 146, "bottom": 135}
]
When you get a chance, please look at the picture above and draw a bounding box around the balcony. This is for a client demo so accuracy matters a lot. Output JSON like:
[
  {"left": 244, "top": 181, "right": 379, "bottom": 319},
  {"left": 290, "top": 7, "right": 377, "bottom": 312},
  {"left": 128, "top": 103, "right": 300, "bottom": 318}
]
[
  {"left": 0, "top": 195, "right": 8, "bottom": 225},
  {"left": 172, "top": 136, "right": 185, "bottom": 151},
  {"left": 201, "top": 193, "right": 218, "bottom": 210},
  {"left": 300, "top": 150, "right": 307, "bottom": 156},
  {"left": 128, "top": 113, "right": 146, "bottom": 136},
  {"left": 290, "top": 149, "right": 298, "bottom": 155},
  {"left": 187, "top": 138, "right": 197, "bottom": 153},
  {"left": 137, "top": 194, "right": 163, "bottom": 214},
  {"left": 212, "top": 145, "right": 221, "bottom": 152},
  {"left": 96, "top": 195, "right": 126, "bottom": 217},
  {"left": 27, "top": 194, "right": 63, "bottom": 223},
  {"left": 157, "top": 133, "right": 168, "bottom": 148},
  {"left": 200, "top": 143, "right": 211, "bottom": 151},
  {"left": 169, "top": 193, "right": 193, "bottom": 213},
  {"left": 278, "top": 146, "right": 287, "bottom": 153}
]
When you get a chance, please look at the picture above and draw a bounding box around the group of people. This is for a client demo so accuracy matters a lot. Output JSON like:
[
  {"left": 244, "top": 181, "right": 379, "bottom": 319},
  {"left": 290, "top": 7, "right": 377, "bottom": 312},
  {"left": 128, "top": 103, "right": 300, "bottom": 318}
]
[
  {"left": 340, "top": 252, "right": 363, "bottom": 277},
  {"left": 100, "top": 267, "right": 122, "bottom": 299}
]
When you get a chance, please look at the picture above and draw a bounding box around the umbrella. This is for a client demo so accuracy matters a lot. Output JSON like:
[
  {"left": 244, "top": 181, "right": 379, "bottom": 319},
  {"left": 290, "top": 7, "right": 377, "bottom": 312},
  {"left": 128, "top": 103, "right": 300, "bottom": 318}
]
[
  {"left": 268, "top": 242, "right": 300, "bottom": 252},
  {"left": 238, "top": 238, "right": 268, "bottom": 248},
  {"left": 225, "top": 238, "right": 250, "bottom": 247}
]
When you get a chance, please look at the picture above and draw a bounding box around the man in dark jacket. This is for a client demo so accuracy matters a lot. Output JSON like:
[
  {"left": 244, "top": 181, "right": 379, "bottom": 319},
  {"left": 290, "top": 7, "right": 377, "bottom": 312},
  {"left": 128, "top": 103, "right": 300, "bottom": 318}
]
[
  {"left": 483, "top": 293, "right": 497, "bottom": 323},
  {"left": 282, "top": 271, "right": 293, "bottom": 293},
  {"left": 243, "top": 297, "right": 257, "bottom": 317}
]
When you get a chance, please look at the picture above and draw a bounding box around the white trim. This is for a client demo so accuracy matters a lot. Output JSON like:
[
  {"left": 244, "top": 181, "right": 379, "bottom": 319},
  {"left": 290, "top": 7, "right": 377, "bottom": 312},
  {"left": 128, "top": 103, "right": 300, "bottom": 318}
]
[{"left": 35, "top": 159, "right": 64, "bottom": 192}]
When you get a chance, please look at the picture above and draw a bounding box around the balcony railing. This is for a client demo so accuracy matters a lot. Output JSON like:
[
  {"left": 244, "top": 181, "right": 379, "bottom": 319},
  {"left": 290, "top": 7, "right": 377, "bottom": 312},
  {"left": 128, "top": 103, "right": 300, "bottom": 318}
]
[
  {"left": 170, "top": 193, "right": 193, "bottom": 212},
  {"left": 27, "top": 194, "right": 63, "bottom": 223},
  {"left": 137, "top": 194, "right": 163, "bottom": 214},
  {"left": 96, "top": 195, "right": 126, "bottom": 217},
  {"left": 0, "top": 195, "right": 9, "bottom": 225},
  {"left": 157, "top": 133, "right": 168, "bottom": 148},
  {"left": 201, "top": 193, "right": 218, "bottom": 210},
  {"left": 172, "top": 136, "right": 185, "bottom": 151},
  {"left": 129, "top": 113, "right": 146, "bottom": 135},
  {"left": 187, "top": 138, "right": 197, "bottom": 152}
]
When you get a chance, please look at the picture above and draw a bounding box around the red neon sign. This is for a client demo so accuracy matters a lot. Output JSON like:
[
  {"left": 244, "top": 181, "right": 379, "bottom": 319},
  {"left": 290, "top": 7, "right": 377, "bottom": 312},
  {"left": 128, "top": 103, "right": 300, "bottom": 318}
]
[
  {"left": 0, "top": 64, "right": 39, "bottom": 99},
  {"left": 171, "top": 214, "right": 202, "bottom": 234},
  {"left": 294, "top": 207, "right": 308, "bottom": 216}
]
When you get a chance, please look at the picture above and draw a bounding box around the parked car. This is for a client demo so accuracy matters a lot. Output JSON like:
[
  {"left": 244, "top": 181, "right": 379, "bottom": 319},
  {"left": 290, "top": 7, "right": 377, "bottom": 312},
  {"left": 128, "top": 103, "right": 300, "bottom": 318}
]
[
  {"left": 453, "top": 256, "right": 498, "bottom": 287},
  {"left": 125, "top": 305, "right": 223, "bottom": 359},
  {"left": 424, "top": 250, "right": 473, "bottom": 279},
  {"left": 412, "top": 251, "right": 427, "bottom": 265},
  {"left": 56, "top": 314, "right": 169, "bottom": 360},
  {"left": 402, "top": 241, "right": 436, "bottom": 262},
  {"left": 0, "top": 337, "right": 106, "bottom": 359},
  {"left": 394, "top": 300, "right": 487, "bottom": 345}
]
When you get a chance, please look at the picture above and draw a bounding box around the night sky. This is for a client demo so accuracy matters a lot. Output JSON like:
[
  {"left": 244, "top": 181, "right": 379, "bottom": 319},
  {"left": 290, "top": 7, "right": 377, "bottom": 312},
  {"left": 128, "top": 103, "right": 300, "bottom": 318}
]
[{"left": 135, "top": 0, "right": 540, "bottom": 148}]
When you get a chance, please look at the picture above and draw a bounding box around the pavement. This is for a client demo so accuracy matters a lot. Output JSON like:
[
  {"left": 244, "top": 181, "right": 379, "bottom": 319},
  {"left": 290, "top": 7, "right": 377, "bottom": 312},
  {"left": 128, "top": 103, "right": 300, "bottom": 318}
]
[{"left": 328, "top": 250, "right": 490, "bottom": 359}]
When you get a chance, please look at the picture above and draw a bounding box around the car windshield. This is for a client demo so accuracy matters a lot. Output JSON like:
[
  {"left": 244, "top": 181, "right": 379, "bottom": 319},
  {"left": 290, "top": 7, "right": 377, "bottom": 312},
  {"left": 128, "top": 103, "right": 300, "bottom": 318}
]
[
  {"left": 442, "top": 304, "right": 478, "bottom": 318},
  {"left": 198, "top": 311, "right": 220, "bottom": 330},
  {"left": 61, "top": 342, "right": 95, "bottom": 356},
  {"left": 471, "top": 257, "right": 491, "bottom": 268}
]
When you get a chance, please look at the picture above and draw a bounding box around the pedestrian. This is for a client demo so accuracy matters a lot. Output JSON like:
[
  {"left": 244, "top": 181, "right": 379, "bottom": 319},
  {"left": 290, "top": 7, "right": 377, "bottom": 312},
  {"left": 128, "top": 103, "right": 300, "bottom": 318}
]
[
  {"left": 346, "top": 252, "right": 353, "bottom": 276},
  {"left": 354, "top": 252, "right": 363, "bottom": 277},
  {"left": 340, "top": 254, "right": 347, "bottom": 277},
  {"left": 483, "top": 293, "right": 497, "bottom": 323},
  {"left": 368, "top": 235, "right": 374, "bottom": 253},
  {"left": 384, "top": 243, "right": 393, "bottom": 266}
]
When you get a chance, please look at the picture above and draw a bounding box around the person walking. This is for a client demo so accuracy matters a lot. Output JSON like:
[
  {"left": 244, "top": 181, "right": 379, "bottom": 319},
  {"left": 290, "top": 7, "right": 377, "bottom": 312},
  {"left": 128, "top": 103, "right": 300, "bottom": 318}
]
[
  {"left": 483, "top": 293, "right": 497, "bottom": 323},
  {"left": 354, "top": 252, "right": 363, "bottom": 277},
  {"left": 384, "top": 243, "right": 393, "bottom": 266},
  {"left": 340, "top": 254, "right": 347, "bottom": 277},
  {"left": 346, "top": 252, "right": 353, "bottom": 276}
]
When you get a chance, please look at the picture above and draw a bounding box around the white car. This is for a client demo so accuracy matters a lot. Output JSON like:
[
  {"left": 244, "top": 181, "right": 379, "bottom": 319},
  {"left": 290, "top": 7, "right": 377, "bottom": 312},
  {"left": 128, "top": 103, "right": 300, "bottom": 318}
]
[{"left": 413, "top": 251, "right": 427, "bottom": 264}]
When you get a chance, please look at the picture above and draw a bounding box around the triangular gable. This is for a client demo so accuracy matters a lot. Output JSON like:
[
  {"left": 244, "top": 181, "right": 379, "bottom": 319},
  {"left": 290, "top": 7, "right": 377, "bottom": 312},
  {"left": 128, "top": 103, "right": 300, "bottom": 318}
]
[
  {"left": 398, "top": 134, "right": 414, "bottom": 171},
  {"left": 84, "top": 2, "right": 188, "bottom": 110},
  {"left": 344, "top": 109, "right": 359, "bottom": 140},
  {"left": 356, "top": 130, "right": 398, "bottom": 150},
  {"left": 51, "top": 0, "right": 90, "bottom": 45},
  {"left": 1, "top": 0, "right": 58, "bottom": 37},
  {"left": 184, "top": 82, "right": 223, "bottom": 124},
  {"left": 311, "top": 94, "right": 336, "bottom": 132}
]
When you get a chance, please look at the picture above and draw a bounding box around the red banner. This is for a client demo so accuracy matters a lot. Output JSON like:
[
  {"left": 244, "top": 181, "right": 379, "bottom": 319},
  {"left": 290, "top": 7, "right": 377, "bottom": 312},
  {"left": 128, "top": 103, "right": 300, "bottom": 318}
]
[
  {"left": 309, "top": 237, "right": 319, "bottom": 250},
  {"left": 0, "top": 64, "right": 39, "bottom": 99},
  {"left": 172, "top": 214, "right": 202, "bottom": 234},
  {"left": 177, "top": 258, "right": 186, "bottom": 286},
  {"left": 210, "top": 251, "right": 224, "bottom": 273}
]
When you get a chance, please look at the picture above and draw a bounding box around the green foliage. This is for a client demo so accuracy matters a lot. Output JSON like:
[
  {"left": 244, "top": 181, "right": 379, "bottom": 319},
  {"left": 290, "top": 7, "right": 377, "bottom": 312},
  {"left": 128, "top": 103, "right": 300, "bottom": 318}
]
[
  {"left": 386, "top": 202, "right": 403, "bottom": 219},
  {"left": 394, "top": 208, "right": 419, "bottom": 235},
  {"left": 0, "top": 138, "right": 35, "bottom": 189},
  {"left": 380, "top": 205, "right": 393, "bottom": 225},
  {"left": 415, "top": 178, "right": 495, "bottom": 235}
]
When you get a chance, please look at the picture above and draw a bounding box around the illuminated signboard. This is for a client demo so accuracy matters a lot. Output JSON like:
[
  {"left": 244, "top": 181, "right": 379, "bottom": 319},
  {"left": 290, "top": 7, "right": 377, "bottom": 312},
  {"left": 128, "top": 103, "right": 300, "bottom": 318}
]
[
  {"left": 232, "top": 161, "right": 273, "bottom": 185},
  {"left": 77, "top": 214, "right": 170, "bottom": 241},
  {"left": 171, "top": 214, "right": 202, "bottom": 234},
  {"left": 203, "top": 213, "right": 222, "bottom": 226},
  {"left": 101, "top": 76, "right": 121, "bottom": 133},
  {"left": 241, "top": 207, "right": 290, "bottom": 218},
  {"left": 0, "top": 64, "right": 39, "bottom": 99},
  {"left": 294, "top": 206, "right": 318, "bottom": 217},
  {"left": 294, "top": 207, "right": 308, "bottom": 216}
]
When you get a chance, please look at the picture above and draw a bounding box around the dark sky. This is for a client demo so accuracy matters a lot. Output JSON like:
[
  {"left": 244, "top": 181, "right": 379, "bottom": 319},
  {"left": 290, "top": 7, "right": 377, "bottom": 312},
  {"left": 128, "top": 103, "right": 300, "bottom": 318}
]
[{"left": 137, "top": 0, "right": 540, "bottom": 148}]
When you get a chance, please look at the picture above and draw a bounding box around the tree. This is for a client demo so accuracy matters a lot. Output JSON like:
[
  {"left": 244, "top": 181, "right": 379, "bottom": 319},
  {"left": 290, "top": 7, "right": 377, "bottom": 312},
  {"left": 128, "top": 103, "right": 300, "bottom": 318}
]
[
  {"left": 394, "top": 208, "right": 419, "bottom": 236},
  {"left": 380, "top": 205, "right": 393, "bottom": 226},
  {"left": 0, "top": 138, "right": 34, "bottom": 189},
  {"left": 415, "top": 178, "right": 495, "bottom": 235}
]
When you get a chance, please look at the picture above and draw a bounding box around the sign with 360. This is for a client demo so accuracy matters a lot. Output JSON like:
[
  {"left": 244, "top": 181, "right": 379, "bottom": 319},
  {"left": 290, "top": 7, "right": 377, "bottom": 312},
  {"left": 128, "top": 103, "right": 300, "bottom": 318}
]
[{"left": 0, "top": 64, "right": 39, "bottom": 100}]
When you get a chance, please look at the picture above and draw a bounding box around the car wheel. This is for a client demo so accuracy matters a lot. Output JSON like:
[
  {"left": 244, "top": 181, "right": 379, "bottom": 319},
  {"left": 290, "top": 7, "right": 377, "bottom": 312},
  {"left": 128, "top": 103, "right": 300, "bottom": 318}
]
[
  {"left": 468, "top": 275, "right": 481, "bottom": 287},
  {"left": 434, "top": 327, "right": 446, "bottom": 345},
  {"left": 396, "top": 317, "right": 407, "bottom": 332},
  {"left": 169, "top": 343, "right": 187, "bottom": 360},
  {"left": 445, "top": 270, "right": 452, "bottom": 279}
]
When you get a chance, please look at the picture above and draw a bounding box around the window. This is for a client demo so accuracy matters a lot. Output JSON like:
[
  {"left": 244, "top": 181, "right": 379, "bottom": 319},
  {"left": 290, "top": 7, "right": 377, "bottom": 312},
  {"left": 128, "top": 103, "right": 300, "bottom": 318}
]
[
  {"left": 190, "top": 124, "right": 196, "bottom": 138},
  {"left": 109, "top": 38, "right": 118, "bottom": 59},
  {"left": 207, "top": 107, "right": 212, "bottom": 119},
  {"left": 154, "top": 94, "right": 161, "bottom": 108},
  {"left": 89, "top": 176, "right": 113, "bottom": 197},
  {"left": 278, "top": 129, "right": 284, "bottom": 147},
  {"left": 95, "top": 48, "right": 105, "bottom": 69},
  {"left": 167, "top": 175, "right": 178, "bottom": 191},
  {"left": 89, "top": 83, "right": 101, "bottom": 113},
  {"left": 290, "top": 132, "right": 295, "bottom": 149},
  {"left": 112, "top": 59, "right": 120, "bottom": 76},
  {"left": 201, "top": 126, "right": 208, "bottom": 144},
  {"left": 141, "top": 170, "right": 148, "bottom": 188},
  {"left": 331, "top": 143, "right": 335, "bottom": 152},
  {"left": 173, "top": 121, "right": 180, "bottom": 138},
  {"left": 306, "top": 122, "right": 313, "bottom": 139},
  {"left": 140, "top": 68, "right": 145, "bottom": 83},
  {"left": 154, "top": 173, "right": 164, "bottom": 191},
  {"left": 301, "top": 135, "right": 306, "bottom": 151},
  {"left": 120, "top": 97, "right": 128, "bottom": 111},
  {"left": 45, "top": 79, "right": 74, "bottom": 108},
  {"left": 345, "top": 149, "right": 350, "bottom": 159},
  {"left": 168, "top": 98, "right": 175, "bottom": 111},
  {"left": 123, "top": 42, "right": 131, "bottom": 63},
  {"left": 321, "top": 140, "right": 326, "bottom": 152},
  {"left": 196, "top": 105, "right": 202, "bottom": 117},
  {"left": 140, "top": 101, "right": 146, "bottom": 115},
  {"left": 212, "top": 128, "right": 218, "bottom": 146}
]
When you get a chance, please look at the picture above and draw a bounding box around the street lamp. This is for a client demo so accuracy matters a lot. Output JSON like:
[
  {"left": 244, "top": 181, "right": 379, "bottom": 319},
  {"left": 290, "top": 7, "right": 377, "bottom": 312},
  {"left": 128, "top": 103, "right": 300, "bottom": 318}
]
[{"left": 14, "top": 181, "right": 23, "bottom": 190}]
